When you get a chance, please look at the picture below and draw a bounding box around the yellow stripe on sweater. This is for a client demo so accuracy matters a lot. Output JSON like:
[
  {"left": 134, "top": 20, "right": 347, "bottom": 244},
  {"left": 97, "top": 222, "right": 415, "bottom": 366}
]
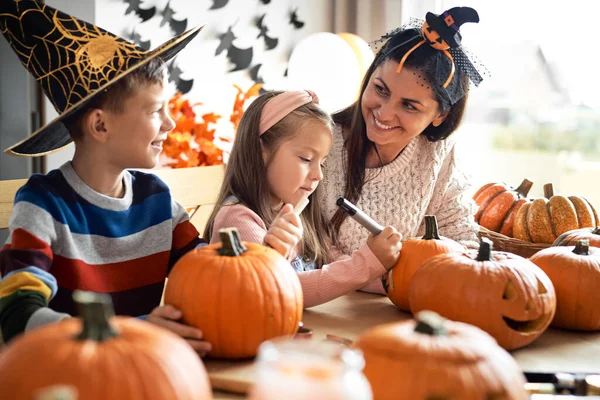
[{"left": 0, "top": 272, "right": 52, "bottom": 300}]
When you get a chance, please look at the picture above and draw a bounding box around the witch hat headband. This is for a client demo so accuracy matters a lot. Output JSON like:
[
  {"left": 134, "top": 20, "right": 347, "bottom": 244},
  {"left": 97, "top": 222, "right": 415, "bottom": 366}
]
[{"left": 0, "top": 0, "right": 202, "bottom": 157}]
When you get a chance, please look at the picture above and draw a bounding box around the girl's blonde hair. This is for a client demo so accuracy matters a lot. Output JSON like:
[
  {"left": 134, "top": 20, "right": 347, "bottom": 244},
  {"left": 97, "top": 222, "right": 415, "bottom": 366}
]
[{"left": 203, "top": 90, "right": 334, "bottom": 267}]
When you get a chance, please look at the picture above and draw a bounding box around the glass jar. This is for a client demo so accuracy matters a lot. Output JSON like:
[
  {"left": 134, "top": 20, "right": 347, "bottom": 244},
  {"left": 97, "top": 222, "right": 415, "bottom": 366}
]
[{"left": 248, "top": 338, "right": 372, "bottom": 400}]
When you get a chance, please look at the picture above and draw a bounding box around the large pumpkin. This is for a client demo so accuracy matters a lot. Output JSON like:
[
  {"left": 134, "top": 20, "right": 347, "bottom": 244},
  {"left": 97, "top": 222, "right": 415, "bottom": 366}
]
[
  {"left": 165, "top": 227, "right": 303, "bottom": 359},
  {"left": 514, "top": 183, "right": 599, "bottom": 244},
  {"left": 0, "top": 291, "right": 212, "bottom": 399},
  {"left": 530, "top": 240, "right": 600, "bottom": 330},
  {"left": 354, "top": 310, "right": 528, "bottom": 400},
  {"left": 384, "top": 215, "right": 465, "bottom": 311},
  {"left": 474, "top": 179, "right": 533, "bottom": 237},
  {"left": 553, "top": 227, "right": 600, "bottom": 247},
  {"left": 409, "top": 238, "right": 556, "bottom": 350}
]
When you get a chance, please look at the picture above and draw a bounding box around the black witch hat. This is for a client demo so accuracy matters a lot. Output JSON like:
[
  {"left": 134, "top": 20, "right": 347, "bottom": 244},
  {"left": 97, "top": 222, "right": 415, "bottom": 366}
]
[{"left": 0, "top": 0, "right": 203, "bottom": 156}]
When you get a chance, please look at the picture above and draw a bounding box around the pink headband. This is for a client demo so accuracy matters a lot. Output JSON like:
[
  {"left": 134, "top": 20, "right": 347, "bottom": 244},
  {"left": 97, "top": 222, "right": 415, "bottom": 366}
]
[{"left": 259, "top": 90, "right": 319, "bottom": 135}]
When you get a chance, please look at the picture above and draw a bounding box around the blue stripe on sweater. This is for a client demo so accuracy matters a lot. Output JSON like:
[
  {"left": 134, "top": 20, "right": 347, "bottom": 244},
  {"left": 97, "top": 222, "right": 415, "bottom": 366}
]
[{"left": 16, "top": 171, "right": 173, "bottom": 238}]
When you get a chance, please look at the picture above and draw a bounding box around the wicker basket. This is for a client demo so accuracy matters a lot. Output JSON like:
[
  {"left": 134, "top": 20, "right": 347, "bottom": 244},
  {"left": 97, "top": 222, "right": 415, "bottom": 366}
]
[{"left": 478, "top": 226, "right": 550, "bottom": 258}]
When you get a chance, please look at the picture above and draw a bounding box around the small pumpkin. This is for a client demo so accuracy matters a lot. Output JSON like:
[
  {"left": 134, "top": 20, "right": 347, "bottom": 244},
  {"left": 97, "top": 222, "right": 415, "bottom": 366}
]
[
  {"left": 553, "top": 226, "right": 600, "bottom": 247},
  {"left": 0, "top": 291, "right": 212, "bottom": 399},
  {"left": 530, "top": 240, "right": 600, "bottom": 330},
  {"left": 514, "top": 183, "right": 599, "bottom": 244},
  {"left": 165, "top": 227, "right": 303, "bottom": 359},
  {"left": 409, "top": 238, "right": 556, "bottom": 350},
  {"left": 474, "top": 178, "right": 534, "bottom": 237},
  {"left": 354, "top": 310, "right": 528, "bottom": 400},
  {"left": 384, "top": 215, "right": 465, "bottom": 311}
]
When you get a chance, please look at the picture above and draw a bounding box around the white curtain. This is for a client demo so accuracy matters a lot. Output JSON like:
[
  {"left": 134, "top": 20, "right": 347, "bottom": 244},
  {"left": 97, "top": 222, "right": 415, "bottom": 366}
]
[{"left": 329, "top": 0, "right": 404, "bottom": 42}]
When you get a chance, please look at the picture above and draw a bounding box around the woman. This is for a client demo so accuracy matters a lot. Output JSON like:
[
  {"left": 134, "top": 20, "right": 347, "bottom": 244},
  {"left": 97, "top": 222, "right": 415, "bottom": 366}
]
[{"left": 322, "top": 7, "right": 486, "bottom": 291}]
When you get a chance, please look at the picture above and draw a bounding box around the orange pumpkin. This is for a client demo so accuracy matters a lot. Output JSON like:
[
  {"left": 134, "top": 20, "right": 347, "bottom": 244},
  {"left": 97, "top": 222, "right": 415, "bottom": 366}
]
[
  {"left": 354, "top": 310, "right": 528, "bottom": 400},
  {"left": 384, "top": 215, "right": 465, "bottom": 311},
  {"left": 165, "top": 227, "right": 303, "bottom": 359},
  {"left": 530, "top": 240, "right": 600, "bottom": 330},
  {"left": 473, "top": 179, "right": 533, "bottom": 237},
  {"left": 0, "top": 291, "right": 212, "bottom": 400},
  {"left": 409, "top": 238, "right": 556, "bottom": 350},
  {"left": 553, "top": 227, "right": 600, "bottom": 247},
  {"left": 514, "top": 183, "right": 599, "bottom": 244}
]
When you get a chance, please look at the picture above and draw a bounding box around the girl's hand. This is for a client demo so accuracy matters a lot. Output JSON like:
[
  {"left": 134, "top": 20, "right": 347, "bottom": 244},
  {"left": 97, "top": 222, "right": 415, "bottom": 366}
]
[
  {"left": 264, "top": 203, "right": 303, "bottom": 258},
  {"left": 367, "top": 226, "right": 402, "bottom": 270},
  {"left": 146, "top": 305, "right": 212, "bottom": 357}
]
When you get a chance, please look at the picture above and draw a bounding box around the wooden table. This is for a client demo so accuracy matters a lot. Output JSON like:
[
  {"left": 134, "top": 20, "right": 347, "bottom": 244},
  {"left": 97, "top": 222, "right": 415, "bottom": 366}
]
[{"left": 208, "top": 291, "right": 600, "bottom": 398}]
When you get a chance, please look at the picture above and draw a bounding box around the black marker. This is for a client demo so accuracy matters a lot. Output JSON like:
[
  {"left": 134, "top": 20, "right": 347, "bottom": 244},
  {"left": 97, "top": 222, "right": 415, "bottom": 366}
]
[{"left": 336, "top": 197, "right": 384, "bottom": 235}]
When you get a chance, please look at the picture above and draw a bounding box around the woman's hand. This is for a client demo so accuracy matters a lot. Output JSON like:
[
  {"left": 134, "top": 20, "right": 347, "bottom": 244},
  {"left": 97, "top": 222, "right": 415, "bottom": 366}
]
[
  {"left": 146, "top": 305, "right": 212, "bottom": 356},
  {"left": 264, "top": 203, "right": 303, "bottom": 258},
  {"left": 367, "top": 226, "right": 402, "bottom": 270}
]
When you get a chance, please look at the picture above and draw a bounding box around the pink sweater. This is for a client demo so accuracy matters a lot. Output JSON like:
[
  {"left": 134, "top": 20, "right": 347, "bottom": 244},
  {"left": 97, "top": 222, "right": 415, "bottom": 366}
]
[{"left": 210, "top": 203, "right": 387, "bottom": 308}]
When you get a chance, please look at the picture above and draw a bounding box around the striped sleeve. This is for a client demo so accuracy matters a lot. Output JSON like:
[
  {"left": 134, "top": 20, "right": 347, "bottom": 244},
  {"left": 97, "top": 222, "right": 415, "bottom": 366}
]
[
  {"left": 168, "top": 199, "right": 205, "bottom": 270},
  {"left": 0, "top": 184, "right": 62, "bottom": 341}
]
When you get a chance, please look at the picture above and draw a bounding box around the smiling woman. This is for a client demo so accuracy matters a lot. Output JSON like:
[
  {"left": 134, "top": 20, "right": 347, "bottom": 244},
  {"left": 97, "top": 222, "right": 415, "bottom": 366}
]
[{"left": 321, "top": 6, "right": 488, "bottom": 295}]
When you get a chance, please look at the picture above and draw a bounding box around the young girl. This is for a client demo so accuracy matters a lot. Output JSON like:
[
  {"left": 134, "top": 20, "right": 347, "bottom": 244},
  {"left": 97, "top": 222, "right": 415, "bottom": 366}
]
[{"left": 203, "top": 90, "right": 402, "bottom": 308}]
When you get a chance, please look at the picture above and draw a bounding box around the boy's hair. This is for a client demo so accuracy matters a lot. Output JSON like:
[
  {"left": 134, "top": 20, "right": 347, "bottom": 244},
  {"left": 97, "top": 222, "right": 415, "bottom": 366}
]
[
  {"left": 61, "top": 58, "right": 167, "bottom": 141},
  {"left": 204, "top": 90, "right": 335, "bottom": 267}
]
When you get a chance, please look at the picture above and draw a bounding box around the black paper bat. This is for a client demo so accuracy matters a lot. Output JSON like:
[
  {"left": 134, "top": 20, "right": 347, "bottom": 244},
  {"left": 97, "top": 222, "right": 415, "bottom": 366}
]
[
  {"left": 289, "top": 9, "right": 305, "bottom": 29},
  {"left": 249, "top": 64, "right": 264, "bottom": 84},
  {"left": 259, "top": 0, "right": 271, "bottom": 4},
  {"left": 256, "top": 14, "right": 278, "bottom": 50},
  {"left": 128, "top": 29, "right": 151, "bottom": 51},
  {"left": 209, "top": 0, "right": 230, "bottom": 10},
  {"left": 160, "top": 1, "right": 188, "bottom": 35},
  {"left": 168, "top": 61, "right": 194, "bottom": 94},
  {"left": 124, "top": 0, "right": 156, "bottom": 22},
  {"left": 216, "top": 26, "right": 253, "bottom": 72}
]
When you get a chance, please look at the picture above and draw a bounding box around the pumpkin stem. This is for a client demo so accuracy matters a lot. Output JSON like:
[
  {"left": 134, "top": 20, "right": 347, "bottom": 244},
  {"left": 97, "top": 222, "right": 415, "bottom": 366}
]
[
  {"left": 515, "top": 179, "right": 534, "bottom": 198},
  {"left": 476, "top": 237, "right": 495, "bottom": 261},
  {"left": 73, "top": 290, "right": 119, "bottom": 342},
  {"left": 573, "top": 240, "right": 590, "bottom": 255},
  {"left": 543, "top": 183, "right": 554, "bottom": 199},
  {"left": 414, "top": 311, "right": 448, "bottom": 336},
  {"left": 592, "top": 227, "right": 600, "bottom": 235},
  {"left": 218, "top": 227, "right": 248, "bottom": 256},
  {"left": 422, "top": 215, "right": 441, "bottom": 240}
]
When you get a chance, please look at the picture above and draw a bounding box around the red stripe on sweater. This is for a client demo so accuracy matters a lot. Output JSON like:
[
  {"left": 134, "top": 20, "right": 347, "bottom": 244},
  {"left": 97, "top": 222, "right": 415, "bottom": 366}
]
[
  {"left": 2, "top": 228, "right": 53, "bottom": 260},
  {"left": 172, "top": 220, "right": 200, "bottom": 250},
  {"left": 51, "top": 251, "right": 170, "bottom": 293}
]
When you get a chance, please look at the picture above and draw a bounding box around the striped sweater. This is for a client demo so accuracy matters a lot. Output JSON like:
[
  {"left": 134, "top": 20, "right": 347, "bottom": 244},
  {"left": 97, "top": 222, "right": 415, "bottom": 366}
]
[{"left": 0, "top": 162, "right": 204, "bottom": 342}]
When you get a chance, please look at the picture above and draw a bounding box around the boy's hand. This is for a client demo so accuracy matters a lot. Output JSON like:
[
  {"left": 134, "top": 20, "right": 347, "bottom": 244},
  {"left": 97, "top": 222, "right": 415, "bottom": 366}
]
[
  {"left": 146, "top": 305, "right": 212, "bottom": 357},
  {"left": 264, "top": 203, "right": 303, "bottom": 258},
  {"left": 367, "top": 226, "right": 402, "bottom": 270}
]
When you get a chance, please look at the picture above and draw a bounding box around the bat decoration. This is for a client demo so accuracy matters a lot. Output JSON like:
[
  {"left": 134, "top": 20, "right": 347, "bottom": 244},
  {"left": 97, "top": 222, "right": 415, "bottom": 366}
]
[
  {"left": 249, "top": 64, "right": 264, "bottom": 84},
  {"left": 128, "top": 29, "right": 151, "bottom": 51},
  {"left": 168, "top": 60, "right": 194, "bottom": 94},
  {"left": 256, "top": 14, "right": 278, "bottom": 50},
  {"left": 216, "top": 26, "right": 254, "bottom": 72},
  {"left": 123, "top": 0, "right": 156, "bottom": 22},
  {"left": 259, "top": 0, "right": 271, "bottom": 4},
  {"left": 209, "top": 0, "right": 230, "bottom": 10},
  {"left": 160, "top": 1, "right": 188, "bottom": 35},
  {"left": 289, "top": 8, "right": 305, "bottom": 29}
]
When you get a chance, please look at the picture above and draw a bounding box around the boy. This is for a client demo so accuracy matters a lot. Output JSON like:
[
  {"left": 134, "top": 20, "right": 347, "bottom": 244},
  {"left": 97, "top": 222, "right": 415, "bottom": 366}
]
[{"left": 0, "top": 0, "right": 302, "bottom": 352}]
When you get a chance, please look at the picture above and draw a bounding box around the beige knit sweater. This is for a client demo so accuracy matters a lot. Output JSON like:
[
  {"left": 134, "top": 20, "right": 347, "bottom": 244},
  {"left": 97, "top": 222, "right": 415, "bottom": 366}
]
[{"left": 321, "top": 126, "right": 480, "bottom": 254}]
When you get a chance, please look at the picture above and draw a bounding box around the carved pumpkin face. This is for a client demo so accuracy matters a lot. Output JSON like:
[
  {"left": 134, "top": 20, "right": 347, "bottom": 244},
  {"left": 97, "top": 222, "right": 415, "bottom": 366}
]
[
  {"left": 421, "top": 21, "right": 450, "bottom": 50},
  {"left": 408, "top": 240, "right": 556, "bottom": 350}
]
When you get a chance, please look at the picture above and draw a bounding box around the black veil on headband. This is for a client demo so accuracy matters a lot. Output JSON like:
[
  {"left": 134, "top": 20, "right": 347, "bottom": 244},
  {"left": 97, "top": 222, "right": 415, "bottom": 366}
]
[{"left": 370, "top": 7, "right": 489, "bottom": 110}]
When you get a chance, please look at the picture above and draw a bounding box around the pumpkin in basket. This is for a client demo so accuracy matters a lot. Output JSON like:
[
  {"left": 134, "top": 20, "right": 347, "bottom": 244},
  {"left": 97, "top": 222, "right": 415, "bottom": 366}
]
[
  {"left": 474, "top": 178, "right": 534, "bottom": 237},
  {"left": 553, "top": 227, "right": 600, "bottom": 247},
  {"left": 514, "top": 183, "right": 599, "bottom": 244},
  {"left": 530, "top": 240, "right": 600, "bottom": 330},
  {"left": 409, "top": 238, "right": 556, "bottom": 350},
  {"left": 0, "top": 291, "right": 213, "bottom": 400},
  {"left": 354, "top": 310, "right": 528, "bottom": 400},
  {"left": 384, "top": 215, "right": 465, "bottom": 311},
  {"left": 165, "top": 227, "right": 303, "bottom": 359}
]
